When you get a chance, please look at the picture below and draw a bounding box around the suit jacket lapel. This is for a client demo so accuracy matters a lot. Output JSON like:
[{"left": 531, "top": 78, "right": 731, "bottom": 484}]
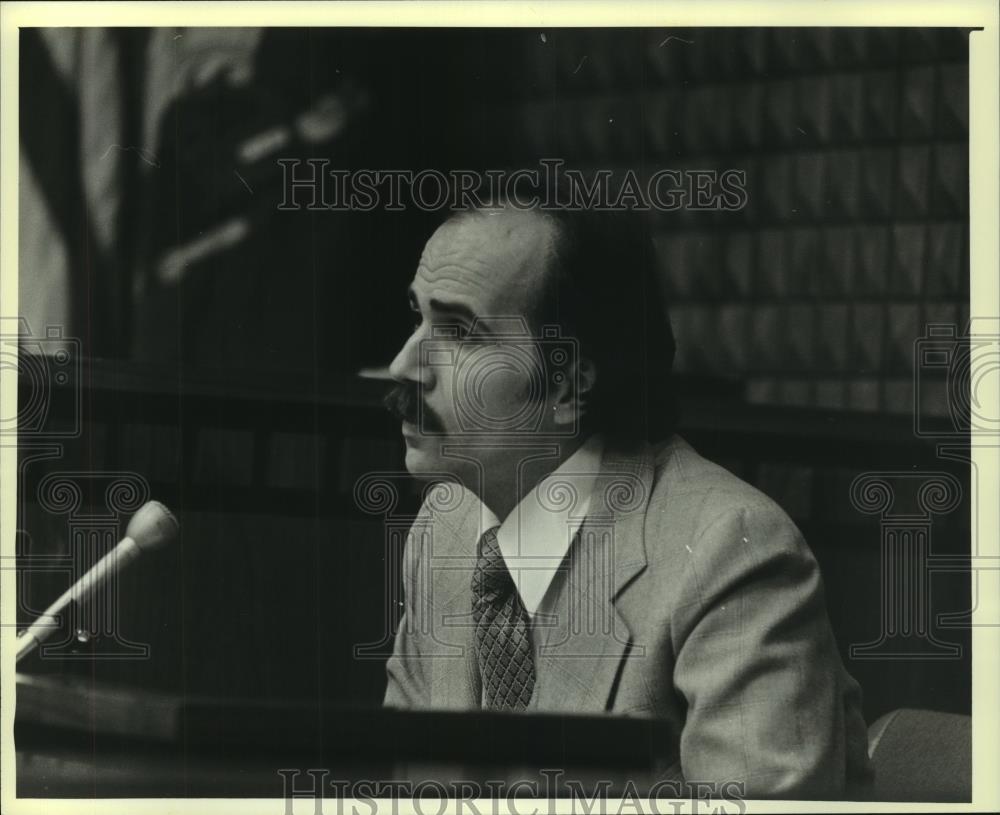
[
  {"left": 532, "top": 438, "right": 654, "bottom": 712},
  {"left": 423, "top": 483, "right": 483, "bottom": 708}
]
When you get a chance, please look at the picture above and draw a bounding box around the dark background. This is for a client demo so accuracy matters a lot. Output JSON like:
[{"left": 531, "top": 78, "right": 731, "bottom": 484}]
[{"left": 16, "top": 27, "right": 972, "bottom": 723}]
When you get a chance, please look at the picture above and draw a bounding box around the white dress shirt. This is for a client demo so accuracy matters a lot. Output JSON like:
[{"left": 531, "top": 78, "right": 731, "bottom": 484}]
[{"left": 475, "top": 434, "right": 605, "bottom": 652}]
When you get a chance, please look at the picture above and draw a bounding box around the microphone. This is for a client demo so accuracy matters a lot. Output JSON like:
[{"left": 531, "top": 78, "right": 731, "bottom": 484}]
[{"left": 16, "top": 500, "right": 179, "bottom": 664}]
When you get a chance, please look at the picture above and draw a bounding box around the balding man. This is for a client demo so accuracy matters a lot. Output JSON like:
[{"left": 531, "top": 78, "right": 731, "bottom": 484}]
[{"left": 381, "top": 200, "right": 873, "bottom": 798}]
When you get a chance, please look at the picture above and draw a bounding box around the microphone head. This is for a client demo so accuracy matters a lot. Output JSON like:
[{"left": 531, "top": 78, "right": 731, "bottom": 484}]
[{"left": 125, "top": 501, "right": 179, "bottom": 553}]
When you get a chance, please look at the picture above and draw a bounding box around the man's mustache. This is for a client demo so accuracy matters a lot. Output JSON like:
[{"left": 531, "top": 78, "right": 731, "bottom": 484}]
[{"left": 383, "top": 383, "right": 443, "bottom": 431}]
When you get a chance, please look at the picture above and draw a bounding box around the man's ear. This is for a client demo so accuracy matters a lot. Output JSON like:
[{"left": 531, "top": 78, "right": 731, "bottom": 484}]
[{"left": 552, "top": 356, "right": 597, "bottom": 427}]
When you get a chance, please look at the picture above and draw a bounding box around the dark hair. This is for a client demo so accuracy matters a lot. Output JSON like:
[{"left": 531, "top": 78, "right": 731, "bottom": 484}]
[{"left": 445, "top": 187, "right": 678, "bottom": 442}]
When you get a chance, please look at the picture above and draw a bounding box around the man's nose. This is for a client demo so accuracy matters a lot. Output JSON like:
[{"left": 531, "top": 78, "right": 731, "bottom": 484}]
[{"left": 388, "top": 331, "right": 431, "bottom": 386}]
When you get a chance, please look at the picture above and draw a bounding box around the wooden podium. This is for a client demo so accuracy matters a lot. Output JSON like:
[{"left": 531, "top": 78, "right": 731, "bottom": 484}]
[{"left": 15, "top": 673, "right": 677, "bottom": 798}]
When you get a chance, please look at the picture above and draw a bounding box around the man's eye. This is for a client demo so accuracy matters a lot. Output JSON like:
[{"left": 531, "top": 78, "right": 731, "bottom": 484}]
[{"left": 429, "top": 322, "right": 471, "bottom": 340}]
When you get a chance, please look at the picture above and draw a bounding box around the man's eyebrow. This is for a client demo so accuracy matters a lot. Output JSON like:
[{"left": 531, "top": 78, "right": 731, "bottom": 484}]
[
  {"left": 428, "top": 298, "right": 478, "bottom": 324},
  {"left": 407, "top": 286, "right": 482, "bottom": 326}
]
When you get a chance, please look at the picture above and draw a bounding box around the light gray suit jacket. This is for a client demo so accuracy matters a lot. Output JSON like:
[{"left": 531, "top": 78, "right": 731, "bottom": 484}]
[{"left": 384, "top": 435, "right": 874, "bottom": 798}]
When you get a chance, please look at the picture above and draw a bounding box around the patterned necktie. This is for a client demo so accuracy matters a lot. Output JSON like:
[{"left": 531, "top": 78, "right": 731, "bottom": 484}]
[{"left": 471, "top": 525, "right": 536, "bottom": 710}]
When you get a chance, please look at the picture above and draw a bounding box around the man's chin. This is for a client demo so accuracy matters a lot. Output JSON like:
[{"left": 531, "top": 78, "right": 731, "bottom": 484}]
[{"left": 402, "top": 436, "right": 442, "bottom": 478}]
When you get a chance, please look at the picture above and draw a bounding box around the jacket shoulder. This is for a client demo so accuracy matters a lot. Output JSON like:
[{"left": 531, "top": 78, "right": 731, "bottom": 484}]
[{"left": 645, "top": 435, "right": 805, "bottom": 554}]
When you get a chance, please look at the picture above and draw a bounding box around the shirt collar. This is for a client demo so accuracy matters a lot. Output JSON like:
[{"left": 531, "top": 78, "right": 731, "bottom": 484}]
[{"left": 476, "top": 434, "right": 605, "bottom": 616}]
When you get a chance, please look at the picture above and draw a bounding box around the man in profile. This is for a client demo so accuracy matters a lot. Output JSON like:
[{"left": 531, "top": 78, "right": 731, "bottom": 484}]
[{"left": 381, "top": 195, "right": 873, "bottom": 797}]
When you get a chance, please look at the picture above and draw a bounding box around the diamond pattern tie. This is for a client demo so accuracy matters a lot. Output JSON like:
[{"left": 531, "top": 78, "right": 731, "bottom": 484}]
[{"left": 471, "top": 525, "right": 536, "bottom": 710}]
